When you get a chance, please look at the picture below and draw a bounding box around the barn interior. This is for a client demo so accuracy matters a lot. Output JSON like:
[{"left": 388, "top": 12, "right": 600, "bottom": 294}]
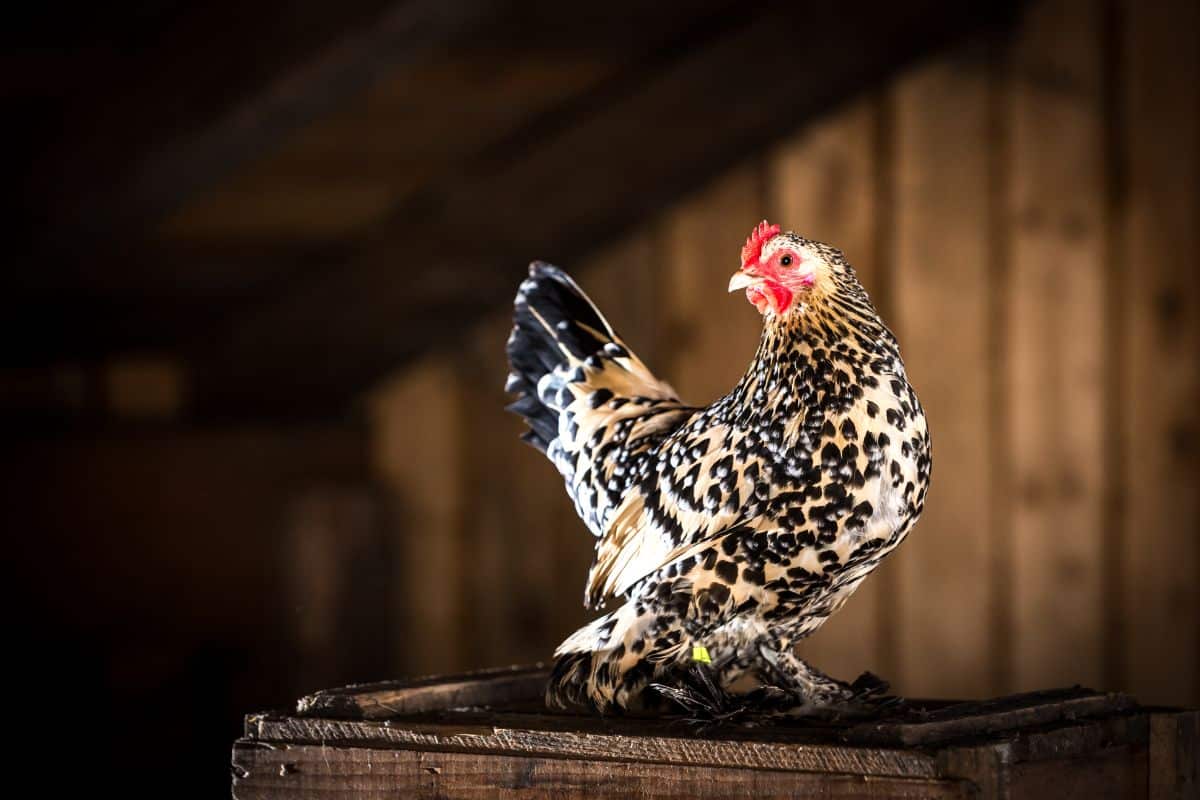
[{"left": 6, "top": 0, "right": 1198, "bottom": 796}]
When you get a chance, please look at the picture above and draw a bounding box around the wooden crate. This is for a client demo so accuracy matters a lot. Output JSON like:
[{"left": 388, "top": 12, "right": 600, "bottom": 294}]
[{"left": 232, "top": 665, "right": 1198, "bottom": 799}]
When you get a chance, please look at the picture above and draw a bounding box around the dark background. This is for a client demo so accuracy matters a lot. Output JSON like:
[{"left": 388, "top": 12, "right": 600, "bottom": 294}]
[{"left": 5, "top": 1, "right": 1197, "bottom": 795}]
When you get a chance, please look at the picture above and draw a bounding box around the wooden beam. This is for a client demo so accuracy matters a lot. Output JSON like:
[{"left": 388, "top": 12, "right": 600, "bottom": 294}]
[
  {"left": 29, "top": 1, "right": 495, "bottom": 244},
  {"left": 11, "top": 3, "right": 742, "bottom": 374},
  {"left": 192, "top": 1, "right": 1020, "bottom": 418}
]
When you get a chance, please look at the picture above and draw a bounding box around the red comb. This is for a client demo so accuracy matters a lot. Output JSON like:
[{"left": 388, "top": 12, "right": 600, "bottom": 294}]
[{"left": 741, "top": 220, "right": 781, "bottom": 266}]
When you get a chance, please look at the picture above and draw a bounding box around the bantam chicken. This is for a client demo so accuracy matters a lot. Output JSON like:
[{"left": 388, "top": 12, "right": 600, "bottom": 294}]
[{"left": 506, "top": 221, "right": 931, "bottom": 716}]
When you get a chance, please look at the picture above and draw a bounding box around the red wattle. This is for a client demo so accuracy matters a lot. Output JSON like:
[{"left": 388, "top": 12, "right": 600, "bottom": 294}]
[
  {"left": 766, "top": 282, "right": 793, "bottom": 313},
  {"left": 746, "top": 282, "right": 792, "bottom": 314},
  {"left": 746, "top": 287, "right": 769, "bottom": 315}
]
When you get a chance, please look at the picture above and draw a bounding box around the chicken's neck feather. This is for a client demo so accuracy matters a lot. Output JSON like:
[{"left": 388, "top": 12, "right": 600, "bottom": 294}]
[{"left": 721, "top": 276, "right": 902, "bottom": 426}]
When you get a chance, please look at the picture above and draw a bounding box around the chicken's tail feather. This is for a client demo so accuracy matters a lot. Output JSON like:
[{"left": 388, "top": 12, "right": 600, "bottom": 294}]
[
  {"left": 505, "top": 261, "right": 617, "bottom": 453},
  {"left": 506, "top": 261, "right": 686, "bottom": 540},
  {"left": 546, "top": 599, "right": 690, "bottom": 711}
]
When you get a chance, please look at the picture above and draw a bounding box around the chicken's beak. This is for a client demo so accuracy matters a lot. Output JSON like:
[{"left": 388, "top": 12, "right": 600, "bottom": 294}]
[{"left": 728, "top": 270, "right": 760, "bottom": 292}]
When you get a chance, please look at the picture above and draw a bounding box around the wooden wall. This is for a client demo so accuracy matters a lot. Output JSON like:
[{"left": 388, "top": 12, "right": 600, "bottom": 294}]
[{"left": 370, "top": 0, "right": 1199, "bottom": 705}]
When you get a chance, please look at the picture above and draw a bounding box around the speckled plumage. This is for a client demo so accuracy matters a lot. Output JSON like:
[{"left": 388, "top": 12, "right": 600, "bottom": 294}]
[{"left": 506, "top": 226, "right": 931, "bottom": 714}]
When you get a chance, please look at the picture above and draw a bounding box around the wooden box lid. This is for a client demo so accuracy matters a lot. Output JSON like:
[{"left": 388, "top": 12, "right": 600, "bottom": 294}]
[{"left": 233, "top": 665, "right": 1199, "bottom": 799}]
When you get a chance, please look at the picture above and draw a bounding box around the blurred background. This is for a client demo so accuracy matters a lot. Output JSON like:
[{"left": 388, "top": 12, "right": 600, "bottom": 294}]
[{"left": 5, "top": 0, "right": 1197, "bottom": 795}]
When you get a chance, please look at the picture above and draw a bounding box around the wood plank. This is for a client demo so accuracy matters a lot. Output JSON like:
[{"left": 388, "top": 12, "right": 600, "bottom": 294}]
[
  {"left": 245, "top": 717, "right": 943, "bottom": 779},
  {"left": 1149, "top": 711, "right": 1200, "bottom": 800},
  {"left": 846, "top": 688, "right": 1135, "bottom": 747},
  {"left": 268, "top": 667, "right": 1138, "bottom": 753},
  {"left": 232, "top": 743, "right": 969, "bottom": 800},
  {"left": 459, "top": 312, "right": 573, "bottom": 668},
  {"left": 574, "top": 227, "right": 664, "bottom": 370},
  {"left": 1009, "top": 744, "right": 1147, "bottom": 800},
  {"left": 161, "top": 47, "right": 615, "bottom": 243},
  {"left": 937, "top": 712, "right": 1154, "bottom": 798},
  {"left": 459, "top": 312, "right": 521, "bottom": 669},
  {"left": 368, "top": 359, "right": 466, "bottom": 675},
  {"left": 261, "top": 696, "right": 1137, "bottom": 752},
  {"left": 282, "top": 488, "right": 389, "bottom": 695},
  {"left": 660, "top": 163, "right": 766, "bottom": 402},
  {"left": 889, "top": 48, "right": 995, "bottom": 699},
  {"left": 448, "top": 319, "right": 513, "bottom": 671},
  {"left": 935, "top": 746, "right": 1007, "bottom": 800},
  {"left": 1119, "top": 0, "right": 1200, "bottom": 706},
  {"left": 57, "top": 0, "right": 494, "bottom": 238},
  {"left": 296, "top": 665, "right": 550, "bottom": 719},
  {"left": 239, "top": 667, "right": 1190, "bottom": 798},
  {"left": 1004, "top": 0, "right": 1106, "bottom": 692},
  {"left": 770, "top": 97, "right": 888, "bottom": 685}
]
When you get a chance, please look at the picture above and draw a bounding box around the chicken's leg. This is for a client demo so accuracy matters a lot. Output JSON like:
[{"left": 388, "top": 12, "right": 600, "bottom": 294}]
[{"left": 751, "top": 640, "right": 894, "bottom": 718}]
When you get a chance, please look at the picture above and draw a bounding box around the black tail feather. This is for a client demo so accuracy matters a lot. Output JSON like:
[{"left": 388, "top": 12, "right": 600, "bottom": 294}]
[{"left": 505, "top": 261, "right": 615, "bottom": 454}]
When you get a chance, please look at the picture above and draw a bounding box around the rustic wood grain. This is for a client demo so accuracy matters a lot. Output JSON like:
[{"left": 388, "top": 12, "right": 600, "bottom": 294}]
[
  {"left": 1008, "top": 743, "right": 1147, "bottom": 800},
  {"left": 461, "top": 311, "right": 578, "bottom": 668},
  {"left": 368, "top": 360, "right": 467, "bottom": 674},
  {"left": 252, "top": 697, "right": 1150, "bottom": 767},
  {"left": 461, "top": 314, "right": 525, "bottom": 668},
  {"left": 246, "top": 714, "right": 943, "bottom": 779},
  {"left": 1004, "top": 0, "right": 1107, "bottom": 692},
  {"left": 575, "top": 227, "right": 665, "bottom": 368},
  {"left": 231, "top": 743, "right": 971, "bottom": 800},
  {"left": 934, "top": 745, "right": 1008, "bottom": 800},
  {"left": 937, "top": 712, "right": 1155, "bottom": 799},
  {"left": 845, "top": 688, "right": 1134, "bottom": 746},
  {"left": 285, "top": 670, "right": 1131, "bottom": 753},
  {"left": 237, "top": 667, "right": 1200, "bottom": 798},
  {"left": 889, "top": 48, "right": 996, "bottom": 699},
  {"left": 1118, "top": 0, "right": 1200, "bottom": 707},
  {"left": 660, "top": 163, "right": 766, "bottom": 403},
  {"left": 770, "top": 96, "right": 889, "bottom": 686},
  {"left": 163, "top": 41, "right": 616, "bottom": 244},
  {"left": 297, "top": 665, "right": 549, "bottom": 719},
  {"left": 1149, "top": 711, "right": 1200, "bottom": 800},
  {"left": 283, "top": 487, "right": 387, "bottom": 694}
]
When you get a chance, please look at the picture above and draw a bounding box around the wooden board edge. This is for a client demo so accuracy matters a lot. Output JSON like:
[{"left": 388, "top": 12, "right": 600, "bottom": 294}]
[
  {"left": 242, "top": 716, "right": 943, "bottom": 780},
  {"left": 294, "top": 664, "right": 550, "bottom": 719},
  {"left": 846, "top": 691, "right": 1138, "bottom": 746},
  {"left": 231, "top": 740, "right": 973, "bottom": 799}
]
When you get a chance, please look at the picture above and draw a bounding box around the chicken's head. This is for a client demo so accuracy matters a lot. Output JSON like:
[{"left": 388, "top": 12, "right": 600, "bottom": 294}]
[{"left": 728, "top": 220, "right": 821, "bottom": 316}]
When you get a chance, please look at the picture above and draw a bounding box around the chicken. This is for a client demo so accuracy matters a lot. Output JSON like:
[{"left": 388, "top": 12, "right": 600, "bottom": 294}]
[{"left": 505, "top": 220, "right": 931, "bottom": 715}]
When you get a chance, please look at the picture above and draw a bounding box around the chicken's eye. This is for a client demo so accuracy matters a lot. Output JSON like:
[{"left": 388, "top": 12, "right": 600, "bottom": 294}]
[{"left": 780, "top": 254, "right": 793, "bottom": 267}]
